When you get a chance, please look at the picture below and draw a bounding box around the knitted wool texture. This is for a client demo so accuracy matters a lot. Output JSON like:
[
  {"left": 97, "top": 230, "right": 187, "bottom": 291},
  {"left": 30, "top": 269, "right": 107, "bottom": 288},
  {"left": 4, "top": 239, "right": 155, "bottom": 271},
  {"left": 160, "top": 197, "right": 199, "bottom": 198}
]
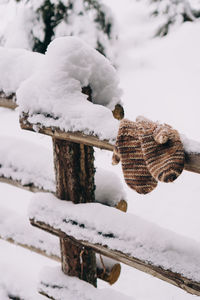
[
  {"left": 113, "top": 117, "right": 185, "bottom": 194},
  {"left": 136, "top": 118, "right": 185, "bottom": 183},
  {"left": 112, "top": 119, "right": 158, "bottom": 194}
]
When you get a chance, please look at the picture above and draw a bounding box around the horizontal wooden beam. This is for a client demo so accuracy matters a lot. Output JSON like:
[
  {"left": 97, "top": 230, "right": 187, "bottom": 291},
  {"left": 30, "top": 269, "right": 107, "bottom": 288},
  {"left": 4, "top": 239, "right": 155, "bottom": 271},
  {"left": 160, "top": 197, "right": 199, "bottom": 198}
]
[
  {"left": 1, "top": 97, "right": 199, "bottom": 175},
  {"left": 184, "top": 152, "right": 200, "bottom": 174},
  {"left": 20, "top": 116, "right": 200, "bottom": 175},
  {"left": 20, "top": 116, "right": 114, "bottom": 151},
  {"left": 0, "top": 207, "right": 60, "bottom": 262},
  {"left": 0, "top": 205, "right": 120, "bottom": 285},
  {"left": 0, "top": 92, "right": 17, "bottom": 109},
  {"left": 0, "top": 234, "right": 60, "bottom": 262},
  {"left": 1, "top": 235, "right": 120, "bottom": 285},
  {"left": 0, "top": 176, "right": 49, "bottom": 193},
  {"left": 30, "top": 218, "right": 200, "bottom": 296},
  {"left": 0, "top": 176, "right": 127, "bottom": 212}
]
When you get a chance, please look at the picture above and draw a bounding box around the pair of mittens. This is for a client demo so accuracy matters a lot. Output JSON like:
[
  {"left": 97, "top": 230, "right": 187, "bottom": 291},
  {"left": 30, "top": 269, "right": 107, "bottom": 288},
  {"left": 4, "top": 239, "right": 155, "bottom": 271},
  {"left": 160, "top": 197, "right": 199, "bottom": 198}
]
[
  {"left": 112, "top": 117, "right": 185, "bottom": 194},
  {"left": 112, "top": 119, "right": 157, "bottom": 194}
]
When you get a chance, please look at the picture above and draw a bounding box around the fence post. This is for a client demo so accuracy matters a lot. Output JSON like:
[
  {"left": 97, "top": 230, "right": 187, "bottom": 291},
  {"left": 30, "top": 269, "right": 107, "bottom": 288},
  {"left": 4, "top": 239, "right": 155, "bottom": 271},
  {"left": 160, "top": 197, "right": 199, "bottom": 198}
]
[{"left": 52, "top": 134, "right": 97, "bottom": 286}]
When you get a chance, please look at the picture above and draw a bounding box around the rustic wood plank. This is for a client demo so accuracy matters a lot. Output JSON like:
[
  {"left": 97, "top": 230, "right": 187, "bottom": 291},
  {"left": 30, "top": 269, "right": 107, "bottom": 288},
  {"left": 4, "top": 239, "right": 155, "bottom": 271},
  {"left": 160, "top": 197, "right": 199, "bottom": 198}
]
[
  {"left": 96, "top": 255, "right": 121, "bottom": 285},
  {"left": 60, "top": 236, "right": 96, "bottom": 285},
  {"left": 112, "top": 104, "right": 124, "bottom": 120},
  {"left": 0, "top": 234, "right": 60, "bottom": 262},
  {"left": 0, "top": 206, "right": 120, "bottom": 285},
  {"left": 0, "top": 92, "right": 17, "bottom": 109},
  {"left": 30, "top": 218, "right": 200, "bottom": 296},
  {"left": 2, "top": 96, "right": 200, "bottom": 174},
  {"left": 0, "top": 98, "right": 17, "bottom": 109},
  {"left": 53, "top": 139, "right": 95, "bottom": 203},
  {"left": 0, "top": 177, "right": 49, "bottom": 193},
  {"left": 2, "top": 236, "right": 120, "bottom": 284},
  {"left": 20, "top": 117, "right": 114, "bottom": 151},
  {"left": 20, "top": 116, "right": 200, "bottom": 175},
  {"left": 184, "top": 152, "right": 200, "bottom": 173},
  {"left": 28, "top": 194, "right": 200, "bottom": 297},
  {"left": 0, "top": 93, "right": 124, "bottom": 119},
  {"left": 0, "top": 176, "right": 127, "bottom": 212},
  {"left": 0, "top": 206, "right": 60, "bottom": 262},
  {"left": 1, "top": 236, "right": 120, "bottom": 285},
  {"left": 52, "top": 126, "right": 97, "bottom": 286}
]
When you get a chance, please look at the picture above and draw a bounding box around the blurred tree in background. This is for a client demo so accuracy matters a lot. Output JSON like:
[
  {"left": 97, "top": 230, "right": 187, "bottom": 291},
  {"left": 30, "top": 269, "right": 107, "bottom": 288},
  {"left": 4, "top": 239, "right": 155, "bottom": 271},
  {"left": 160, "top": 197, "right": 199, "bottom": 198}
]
[
  {"left": 149, "top": 0, "right": 200, "bottom": 36},
  {"left": 0, "top": 0, "right": 117, "bottom": 62}
]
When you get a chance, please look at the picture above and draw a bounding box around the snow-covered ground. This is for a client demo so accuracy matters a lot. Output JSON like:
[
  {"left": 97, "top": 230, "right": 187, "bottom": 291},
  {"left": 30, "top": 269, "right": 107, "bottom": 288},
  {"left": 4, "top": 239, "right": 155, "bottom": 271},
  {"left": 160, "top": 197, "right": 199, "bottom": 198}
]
[{"left": 1, "top": 0, "right": 200, "bottom": 299}]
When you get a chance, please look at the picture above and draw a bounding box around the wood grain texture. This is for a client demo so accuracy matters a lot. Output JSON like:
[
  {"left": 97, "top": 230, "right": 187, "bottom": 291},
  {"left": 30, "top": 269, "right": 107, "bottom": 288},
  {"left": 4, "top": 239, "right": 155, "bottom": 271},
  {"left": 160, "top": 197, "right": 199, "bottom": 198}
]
[
  {"left": 184, "top": 152, "right": 200, "bottom": 173},
  {"left": 60, "top": 236, "right": 97, "bottom": 286},
  {"left": 0, "top": 176, "right": 48, "bottom": 193},
  {"left": 30, "top": 218, "right": 200, "bottom": 297},
  {"left": 0, "top": 92, "right": 17, "bottom": 109},
  {"left": 20, "top": 115, "right": 114, "bottom": 151},
  {"left": 53, "top": 139, "right": 95, "bottom": 203},
  {"left": 0, "top": 234, "right": 119, "bottom": 284},
  {"left": 20, "top": 116, "right": 200, "bottom": 175},
  {"left": 97, "top": 255, "right": 121, "bottom": 285},
  {"left": 1, "top": 94, "right": 200, "bottom": 175},
  {"left": 0, "top": 234, "right": 60, "bottom": 262},
  {"left": 52, "top": 133, "right": 97, "bottom": 286}
]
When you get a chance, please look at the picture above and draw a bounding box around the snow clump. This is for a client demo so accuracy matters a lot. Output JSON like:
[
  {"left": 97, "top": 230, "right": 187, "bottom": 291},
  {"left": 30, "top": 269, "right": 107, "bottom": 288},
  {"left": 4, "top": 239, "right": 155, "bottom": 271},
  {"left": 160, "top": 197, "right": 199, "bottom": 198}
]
[
  {"left": 0, "top": 47, "right": 43, "bottom": 96},
  {"left": 17, "top": 36, "right": 122, "bottom": 141}
]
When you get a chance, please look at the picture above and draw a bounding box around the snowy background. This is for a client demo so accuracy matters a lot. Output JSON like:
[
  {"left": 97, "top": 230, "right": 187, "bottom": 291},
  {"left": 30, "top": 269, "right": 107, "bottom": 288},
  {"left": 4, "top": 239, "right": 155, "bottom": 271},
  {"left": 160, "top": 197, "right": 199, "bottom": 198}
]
[{"left": 1, "top": 0, "right": 200, "bottom": 299}]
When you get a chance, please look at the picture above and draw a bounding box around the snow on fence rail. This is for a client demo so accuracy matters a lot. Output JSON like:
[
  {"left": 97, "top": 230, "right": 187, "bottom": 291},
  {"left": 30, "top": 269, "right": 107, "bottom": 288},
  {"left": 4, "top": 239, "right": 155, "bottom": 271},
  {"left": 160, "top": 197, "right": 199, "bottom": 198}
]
[
  {"left": 0, "top": 136, "right": 127, "bottom": 211},
  {"left": 0, "top": 92, "right": 17, "bottom": 109},
  {"left": 20, "top": 113, "right": 200, "bottom": 175},
  {"left": 1, "top": 37, "right": 200, "bottom": 298},
  {"left": 1, "top": 94, "right": 200, "bottom": 297},
  {"left": 29, "top": 192, "right": 200, "bottom": 297},
  {"left": 38, "top": 266, "right": 132, "bottom": 300},
  {"left": 0, "top": 206, "right": 120, "bottom": 285},
  {"left": 1, "top": 96, "right": 199, "bottom": 174},
  {"left": 18, "top": 110, "right": 200, "bottom": 297}
]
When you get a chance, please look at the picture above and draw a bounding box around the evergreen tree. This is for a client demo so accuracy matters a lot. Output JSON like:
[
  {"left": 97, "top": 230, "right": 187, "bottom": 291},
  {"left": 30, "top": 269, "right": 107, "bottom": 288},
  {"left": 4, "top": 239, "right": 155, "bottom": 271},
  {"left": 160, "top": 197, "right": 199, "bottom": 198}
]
[
  {"left": 149, "top": 0, "right": 200, "bottom": 36},
  {"left": 0, "top": 0, "right": 117, "bottom": 62}
]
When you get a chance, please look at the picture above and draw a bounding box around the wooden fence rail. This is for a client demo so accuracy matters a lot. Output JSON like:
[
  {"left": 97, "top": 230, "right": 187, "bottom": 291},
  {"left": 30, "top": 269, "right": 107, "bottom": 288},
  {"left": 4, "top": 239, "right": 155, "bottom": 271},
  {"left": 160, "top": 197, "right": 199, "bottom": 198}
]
[
  {"left": 1, "top": 97, "right": 200, "bottom": 175},
  {"left": 1, "top": 93, "right": 200, "bottom": 299},
  {"left": 29, "top": 193, "right": 200, "bottom": 297},
  {"left": 20, "top": 114, "right": 200, "bottom": 175},
  {"left": 0, "top": 205, "right": 121, "bottom": 285}
]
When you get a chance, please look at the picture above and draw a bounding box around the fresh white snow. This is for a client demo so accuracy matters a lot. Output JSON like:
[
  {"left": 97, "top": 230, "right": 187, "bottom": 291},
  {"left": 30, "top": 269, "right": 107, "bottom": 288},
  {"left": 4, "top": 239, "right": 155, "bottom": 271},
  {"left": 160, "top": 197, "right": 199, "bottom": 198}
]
[
  {"left": 1, "top": 0, "right": 200, "bottom": 299},
  {"left": 29, "top": 192, "right": 200, "bottom": 283},
  {"left": 0, "top": 205, "right": 60, "bottom": 258},
  {"left": 0, "top": 47, "right": 43, "bottom": 95},
  {"left": 0, "top": 136, "right": 55, "bottom": 192},
  {"left": 0, "top": 36, "right": 123, "bottom": 141},
  {"left": 39, "top": 266, "right": 134, "bottom": 300},
  {"left": 17, "top": 36, "right": 122, "bottom": 141},
  {"left": 0, "top": 136, "right": 126, "bottom": 206},
  {"left": 0, "top": 0, "right": 118, "bottom": 63},
  {"left": 0, "top": 240, "right": 57, "bottom": 300}
]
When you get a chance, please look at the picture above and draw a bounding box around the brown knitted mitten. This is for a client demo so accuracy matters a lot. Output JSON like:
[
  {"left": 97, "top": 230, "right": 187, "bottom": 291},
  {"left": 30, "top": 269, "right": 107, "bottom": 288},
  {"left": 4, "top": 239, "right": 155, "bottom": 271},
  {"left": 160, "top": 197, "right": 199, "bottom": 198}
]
[
  {"left": 136, "top": 117, "right": 184, "bottom": 183},
  {"left": 112, "top": 118, "right": 157, "bottom": 194}
]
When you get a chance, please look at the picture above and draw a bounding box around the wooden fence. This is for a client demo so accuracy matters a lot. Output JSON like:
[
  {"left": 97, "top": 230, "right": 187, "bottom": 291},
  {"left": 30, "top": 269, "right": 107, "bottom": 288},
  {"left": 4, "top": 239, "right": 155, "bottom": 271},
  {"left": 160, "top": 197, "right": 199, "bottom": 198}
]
[{"left": 1, "top": 94, "right": 200, "bottom": 299}]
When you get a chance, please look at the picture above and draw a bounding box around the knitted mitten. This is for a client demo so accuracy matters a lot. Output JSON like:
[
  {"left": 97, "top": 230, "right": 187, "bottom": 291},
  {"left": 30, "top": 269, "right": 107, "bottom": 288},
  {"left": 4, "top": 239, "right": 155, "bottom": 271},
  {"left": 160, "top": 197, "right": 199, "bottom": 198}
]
[
  {"left": 136, "top": 116, "right": 184, "bottom": 183},
  {"left": 112, "top": 119, "right": 157, "bottom": 194}
]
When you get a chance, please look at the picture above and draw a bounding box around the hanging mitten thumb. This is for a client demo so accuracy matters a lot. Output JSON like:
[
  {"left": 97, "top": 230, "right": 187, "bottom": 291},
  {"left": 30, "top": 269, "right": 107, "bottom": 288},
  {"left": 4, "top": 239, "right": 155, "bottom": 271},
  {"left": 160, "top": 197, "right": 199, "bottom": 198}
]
[
  {"left": 136, "top": 116, "right": 184, "bottom": 183},
  {"left": 112, "top": 118, "right": 157, "bottom": 194}
]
